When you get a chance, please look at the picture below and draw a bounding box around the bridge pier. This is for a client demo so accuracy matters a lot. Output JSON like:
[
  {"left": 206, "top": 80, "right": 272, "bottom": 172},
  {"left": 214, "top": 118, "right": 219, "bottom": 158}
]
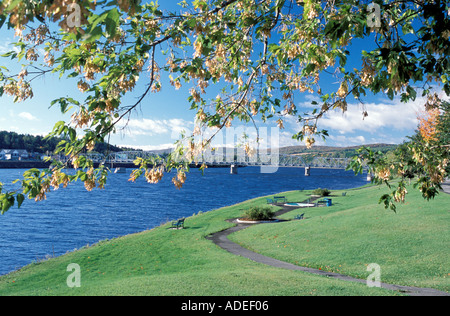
[{"left": 305, "top": 166, "right": 311, "bottom": 176}]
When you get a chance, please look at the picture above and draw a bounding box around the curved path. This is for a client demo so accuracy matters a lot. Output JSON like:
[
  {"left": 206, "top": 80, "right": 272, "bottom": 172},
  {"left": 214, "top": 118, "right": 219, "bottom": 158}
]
[
  {"left": 442, "top": 178, "right": 450, "bottom": 194},
  {"left": 207, "top": 203, "right": 449, "bottom": 297}
]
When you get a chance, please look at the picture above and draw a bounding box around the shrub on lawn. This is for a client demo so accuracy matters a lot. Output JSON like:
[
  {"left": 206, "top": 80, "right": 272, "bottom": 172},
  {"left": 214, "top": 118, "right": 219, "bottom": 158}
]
[
  {"left": 312, "top": 188, "right": 331, "bottom": 196},
  {"left": 243, "top": 206, "right": 276, "bottom": 221}
]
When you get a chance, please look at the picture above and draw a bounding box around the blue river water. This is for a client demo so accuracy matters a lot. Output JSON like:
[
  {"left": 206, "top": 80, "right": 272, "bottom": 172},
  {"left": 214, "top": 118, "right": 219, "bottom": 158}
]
[{"left": 0, "top": 167, "right": 367, "bottom": 276}]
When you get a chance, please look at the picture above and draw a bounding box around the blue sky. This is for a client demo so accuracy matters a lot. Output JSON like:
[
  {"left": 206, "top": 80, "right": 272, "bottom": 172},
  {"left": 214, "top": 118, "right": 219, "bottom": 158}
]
[{"left": 0, "top": 2, "right": 430, "bottom": 151}]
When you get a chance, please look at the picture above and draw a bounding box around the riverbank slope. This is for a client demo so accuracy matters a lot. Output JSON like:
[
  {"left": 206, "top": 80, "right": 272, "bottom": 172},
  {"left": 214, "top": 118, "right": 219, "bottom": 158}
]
[{"left": 0, "top": 184, "right": 448, "bottom": 296}]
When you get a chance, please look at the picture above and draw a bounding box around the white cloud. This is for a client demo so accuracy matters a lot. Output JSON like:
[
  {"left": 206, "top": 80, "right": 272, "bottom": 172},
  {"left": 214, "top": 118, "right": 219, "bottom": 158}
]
[
  {"left": 110, "top": 90, "right": 438, "bottom": 151},
  {"left": 318, "top": 98, "right": 425, "bottom": 134},
  {"left": 280, "top": 94, "right": 433, "bottom": 147},
  {"left": 0, "top": 40, "right": 19, "bottom": 55},
  {"left": 18, "top": 112, "right": 38, "bottom": 121},
  {"left": 117, "top": 118, "right": 194, "bottom": 137},
  {"left": 327, "top": 135, "right": 367, "bottom": 147}
]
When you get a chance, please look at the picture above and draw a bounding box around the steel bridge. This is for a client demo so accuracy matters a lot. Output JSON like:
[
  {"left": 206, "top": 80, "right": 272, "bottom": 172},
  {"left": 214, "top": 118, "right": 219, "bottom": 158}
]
[{"left": 81, "top": 151, "right": 354, "bottom": 170}]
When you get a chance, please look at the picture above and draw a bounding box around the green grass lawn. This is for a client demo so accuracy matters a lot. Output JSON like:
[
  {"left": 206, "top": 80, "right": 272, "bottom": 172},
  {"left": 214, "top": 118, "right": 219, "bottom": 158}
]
[
  {"left": 230, "top": 184, "right": 450, "bottom": 293},
  {"left": 0, "top": 184, "right": 447, "bottom": 296}
]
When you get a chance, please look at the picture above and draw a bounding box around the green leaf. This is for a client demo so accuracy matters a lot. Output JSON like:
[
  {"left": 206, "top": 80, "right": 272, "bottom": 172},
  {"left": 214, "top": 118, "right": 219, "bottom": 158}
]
[
  {"left": 6, "top": 0, "right": 21, "bottom": 11},
  {"left": 68, "top": 128, "right": 77, "bottom": 142},
  {"left": 78, "top": 172, "right": 87, "bottom": 182},
  {"left": 406, "top": 85, "right": 417, "bottom": 100},
  {"left": 16, "top": 193, "right": 25, "bottom": 209},
  {"left": 1, "top": 194, "right": 14, "bottom": 213},
  {"left": 1, "top": 51, "right": 13, "bottom": 58},
  {"left": 303, "top": 63, "right": 316, "bottom": 76},
  {"left": 85, "top": 26, "right": 104, "bottom": 43},
  {"left": 0, "top": 14, "right": 6, "bottom": 29},
  {"left": 105, "top": 8, "right": 121, "bottom": 38},
  {"left": 52, "top": 121, "right": 66, "bottom": 135}
]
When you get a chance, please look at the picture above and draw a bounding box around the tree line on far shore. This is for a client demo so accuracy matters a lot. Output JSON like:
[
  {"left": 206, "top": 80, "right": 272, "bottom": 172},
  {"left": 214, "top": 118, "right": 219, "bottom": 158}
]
[{"left": 0, "top": 130, "right": 131, "bottom": 154}]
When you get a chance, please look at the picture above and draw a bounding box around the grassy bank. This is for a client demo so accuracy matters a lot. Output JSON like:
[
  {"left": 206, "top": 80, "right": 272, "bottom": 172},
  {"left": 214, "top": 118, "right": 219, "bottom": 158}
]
[
  {"left": 230, "top": 184, "right": 450, "bottom": 293},
  {"left": 0, "top": 184, "right": 448, "bottom": 296}
]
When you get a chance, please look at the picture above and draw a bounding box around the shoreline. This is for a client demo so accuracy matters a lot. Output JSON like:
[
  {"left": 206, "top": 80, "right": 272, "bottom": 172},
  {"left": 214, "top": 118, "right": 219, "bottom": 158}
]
[
  {"left": 0, "top": 180, "right": 374, "bottom": 279},
  {"left": 0, "top": 161, "right": 52, "bottom": 169},
  {"left": 0, "top": 184, "right": 360, "bottom": 278},
  {"left": 0, "top": 161, "right": 243, "bottom": 169},
  {"left": 1, "top": 182, "right": 448, "bottom": 296},
  {"left": 3, "top": 176, "right": 445, "bottom": 279}
]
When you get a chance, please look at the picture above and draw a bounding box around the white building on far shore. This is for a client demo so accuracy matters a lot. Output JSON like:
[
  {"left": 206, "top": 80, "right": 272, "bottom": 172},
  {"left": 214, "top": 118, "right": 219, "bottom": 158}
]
[{"left": 0, "top": 149, "right": 30, "bottom": 160}]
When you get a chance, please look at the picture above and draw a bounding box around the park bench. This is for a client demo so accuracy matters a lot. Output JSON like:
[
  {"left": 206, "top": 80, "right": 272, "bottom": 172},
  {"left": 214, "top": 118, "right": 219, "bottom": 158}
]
[
  {"left": 171, "top": 218, "right": 185, "bottom": 229},
  {"left": 317, "top": 198, "right": 332, "bottom": 207},
  {"left": 294, "top": 213, "right": 305, "bottom": 220},
  {"left": 273, "top": 196, "right": 287, "bottom": 203}
]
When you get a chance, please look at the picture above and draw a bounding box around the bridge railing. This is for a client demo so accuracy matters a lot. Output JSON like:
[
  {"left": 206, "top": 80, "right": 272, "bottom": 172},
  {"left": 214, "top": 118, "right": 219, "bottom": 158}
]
[{"left": 75, "top": 151, "right": 357, "bottom": 169}]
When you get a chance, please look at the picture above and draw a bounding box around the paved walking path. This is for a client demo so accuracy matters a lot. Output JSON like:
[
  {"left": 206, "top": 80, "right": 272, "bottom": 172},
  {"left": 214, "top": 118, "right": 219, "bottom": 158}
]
[
  {"left": 207, "top": 203, "right": 449, "bottom": 297},
  {"left": 442, "top": 178, "right": 450, "bottom": 194}
]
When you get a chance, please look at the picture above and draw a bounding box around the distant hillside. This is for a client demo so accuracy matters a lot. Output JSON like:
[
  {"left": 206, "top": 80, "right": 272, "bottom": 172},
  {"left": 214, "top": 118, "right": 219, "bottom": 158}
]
[
  {"left": 159, "top": 143, "right": 398, "bottom": 161},
  {"left": 1, "top": 129, "right": 396, "bottom": 159},
  {"left": 0, "top": 131, "right": 131, "bottom": 154},
  {"left": 278, "top": 143, "right": 398, "bottom": 158}
]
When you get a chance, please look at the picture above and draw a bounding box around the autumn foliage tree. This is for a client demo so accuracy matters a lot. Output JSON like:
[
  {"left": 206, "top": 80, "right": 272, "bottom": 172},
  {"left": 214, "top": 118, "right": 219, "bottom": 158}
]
[
  {"left": 0, "top": 0, "right": 449, "bottom": 213},
  {"left": 418, "top": 107, "right": 440, "bottom": 143},
  {"left": 348, "top": 97, "right": 449, "bottom": 211}
]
